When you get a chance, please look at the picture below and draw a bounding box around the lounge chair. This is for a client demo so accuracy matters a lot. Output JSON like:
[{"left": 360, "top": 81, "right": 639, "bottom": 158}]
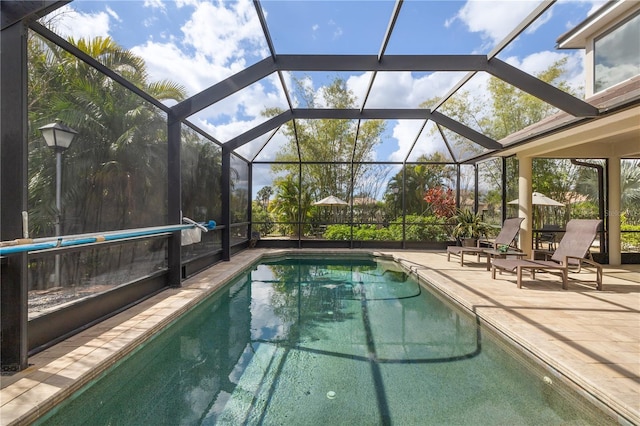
[
  {"left": 447, "top": 217, "right": 524, "bottom": 266},
  {"left": 491, "top": 219, "right": 603, "bottom": 290}
]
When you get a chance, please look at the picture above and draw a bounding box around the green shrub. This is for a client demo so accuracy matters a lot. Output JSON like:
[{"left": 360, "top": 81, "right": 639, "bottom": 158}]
[
  {"left": 323, "top": 225, "right": 351, "bottom": 240},
  {"left": 354, "top": 225, "right": 393, "bottom": 241},
  {"left": 251, "top": 201, "right": 274, "bottom": 235},
  {"left": 621, "top": 224, "right": 640, "bottom": 251},
  {"left": 324, "top": 224, "right": 393, "bottom": 241},
  {"left": 389, "top": 215, "right": 449, "bottom": 242},
  {"left": 323, "top": 215, "right": 448, "bottom": 242},
  {"left": 571, "top": 201, "right": 598, "bottom": 219}
]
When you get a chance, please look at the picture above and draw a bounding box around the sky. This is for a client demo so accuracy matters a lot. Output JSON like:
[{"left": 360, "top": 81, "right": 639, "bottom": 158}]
[{"left": 45, "top": 0, "right": 606, "bottom": 194}]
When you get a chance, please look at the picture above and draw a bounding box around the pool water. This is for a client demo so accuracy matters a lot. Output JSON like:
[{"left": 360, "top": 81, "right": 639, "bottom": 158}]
[{"left": 37, "top": 256, "right": 612, "bottom": 425}]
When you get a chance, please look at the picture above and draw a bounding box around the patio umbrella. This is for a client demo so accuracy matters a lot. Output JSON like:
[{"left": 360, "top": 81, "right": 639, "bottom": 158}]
[
  {"left": 313, "top": 195, "right": 348, "bottom": 207},
  {"left": 314, "top": 196, "right": 348, "bottom": 223},
  {"left": 508, "top": 192, "right": 564, "bottom": 206},
  {"left": 508, "top": 192, "right": 564, "bottom": 231}
]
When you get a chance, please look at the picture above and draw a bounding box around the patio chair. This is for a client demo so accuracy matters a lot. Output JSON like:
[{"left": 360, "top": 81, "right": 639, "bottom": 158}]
[
  {"left": 447, "top": 217, "right": 524, "bottom": 266},
  {"left": 491, "top": 219, "right": 603, "bottom": 290},
  {"left": 537, "top": 224, "right": 562, "bottom": 250}
]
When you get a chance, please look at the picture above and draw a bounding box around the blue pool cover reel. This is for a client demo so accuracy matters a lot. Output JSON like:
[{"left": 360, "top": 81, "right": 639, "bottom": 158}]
[{"left": 0, "top": 220, "right": 217, "bottom": 255}]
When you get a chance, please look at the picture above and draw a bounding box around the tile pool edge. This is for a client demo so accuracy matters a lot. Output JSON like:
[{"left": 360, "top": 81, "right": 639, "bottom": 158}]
[{"left": 387, "top": 253, "right": 634, "bottom": 425}]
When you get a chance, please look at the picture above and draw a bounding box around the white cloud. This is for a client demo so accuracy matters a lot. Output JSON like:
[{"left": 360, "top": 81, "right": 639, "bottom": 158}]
[
  {"left": 454, "top": 1, "right": 541, "bottom": 45},
  {"left": 131, "top": 41, "right": 224, "bottom": 95},
  {"left": 364, "top": 46, "right": 584, "bottom": 162},
  {"left": 143, "top": 0, "right": 166, "bottom": 10},
  {"left": 47, "top": 0, "right": 590, "bottom": 167},
  {"left": 444, "top": 16, "right": 456, "bottom": 29},
  {"left": 557, "top": 0, "right": 607, "bottom": 30},
  {"left": 344, "top": 70, "right": 476, "bottom": 161},
  {"left": 385, "top": 73, "right": 490, "bottom": 162},
  {"left": 187, "top": 74, "right": 288, "bottom": 141},
  {"left": 105, "top": 6, "right": 120, "bottom": 22},
  {"left": 180, "top": 0, "right": 266, "bottom": 67},
  {"left": 143, "top": 16, "right": 158, "bottom": 28},
  {"left": 389, "top": 121, "right": 425, "bottom": 162},
  {"left": 326, "top": 19, "right": 344, "bottom": 40},
  {"left": 129, "top": 0, "right": 279, "bottom": 136},
  {"left": 526, "top": 9, "right": 553, "bottom": 34},
  {"left": 175, "top": 0, "right": 199, "bottom": 8},
  {"left": 501, "top": 50, "right": 585, "bottom": 94},
  {"left": 46, "top": 5, "right": 111, "bottom": 40},
  {"left": 505, "top": 50, "right": 564, "bottom": 75},
  {"left": 196, "top": 117, "right": 261, "bottom": 142},
  {"left": 584, "top": 0, "right": 609, "bottom": 15},
  {"left": 347, "top": 71, "right": 465, "bottom": 109}
]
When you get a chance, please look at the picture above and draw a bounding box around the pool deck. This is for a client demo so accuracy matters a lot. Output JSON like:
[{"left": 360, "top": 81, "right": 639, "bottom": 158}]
[{"left": 1, "top": 249, "right": 639, "bottom": 425}]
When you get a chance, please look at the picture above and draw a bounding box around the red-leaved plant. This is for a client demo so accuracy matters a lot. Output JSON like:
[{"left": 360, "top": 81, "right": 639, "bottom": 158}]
[{"left": 423, "top": 186, "right": 456, "bottom": 218}]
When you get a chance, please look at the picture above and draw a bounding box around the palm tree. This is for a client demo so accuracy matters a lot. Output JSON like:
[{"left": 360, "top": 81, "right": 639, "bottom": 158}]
[
  {"left": 620, "top": 160, "right": 640, "bottom": 212},
  {"left": 28, "top": 34, "right": 187, "bottom": 236},
  {"left": 576, "top": 159, "right": 640, "bottom": 221},
  {"left": 181, "top": 131, "right": 223, "bottom": 223},
  {"left": 257, "top": 186, "right": 273, "bottom": 210},
  {"left": 384, "top": 153, "right": 454, "bottom": 217},
  {"left": 27, "top": 33, "right": 187, "bottom": 289},
  {"left": 269, "top": 174, "right": 313, "bottom": 236}
]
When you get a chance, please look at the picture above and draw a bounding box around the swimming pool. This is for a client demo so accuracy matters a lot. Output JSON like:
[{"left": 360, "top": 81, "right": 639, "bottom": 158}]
[{"left": 36, "top": 255, "right": 613, "bottom": 425}]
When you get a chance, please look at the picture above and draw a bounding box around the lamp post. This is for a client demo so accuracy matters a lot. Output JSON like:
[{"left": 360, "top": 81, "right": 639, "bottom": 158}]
[
  {"left": 392, "top": 187, "right": 399, "bottom": 220},
  {"left": 39, "top": 121, "right": 78, "bottom": 287}
]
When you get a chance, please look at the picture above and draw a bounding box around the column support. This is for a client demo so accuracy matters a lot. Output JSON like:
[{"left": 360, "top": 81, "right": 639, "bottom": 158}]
[
  {"left": 221, "top": 148, "right": 231, "bottom": 261},
  {"left": 608, "top": 158, "right": 621, "bottom": 265},
  {"left": 167, "top": 114, "right": 182, "bottom": 286},
  {"left": 501, "top": 157, "right": 507, "bottom": 223},
  {"left": 1, "top": 20, "right": 29, "bottom": 371},
  {"left": 518, "top": 156, "right": 533, "bottom": 256}
]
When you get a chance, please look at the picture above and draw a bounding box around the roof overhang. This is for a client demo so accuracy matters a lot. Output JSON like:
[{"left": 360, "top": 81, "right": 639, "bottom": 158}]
[
  {"left": 503, "top": 104, "right": 640, "bottom": 159},
  {"left": 556, "top": 0, "right": 640, "bottom": 49}
]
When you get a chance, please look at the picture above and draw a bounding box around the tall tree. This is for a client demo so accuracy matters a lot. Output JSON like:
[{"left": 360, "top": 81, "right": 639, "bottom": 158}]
[
  {"left": 265, "top": 78, "right": 385, "bottom": 203},
  {"left": 425, "top": 58, "right": 574, "bottom": 143},
  {"left": 422, "top": 58, "right": 582, "bottom": 218},
  {"left": 488, "top": 59, "right": 573, "bottom": 140},
  {"left": 27, "top": 32, "right": 188, "bottom": 289},
  {"left": 384, "top": 152, "right": 454, "bottom": 217}
]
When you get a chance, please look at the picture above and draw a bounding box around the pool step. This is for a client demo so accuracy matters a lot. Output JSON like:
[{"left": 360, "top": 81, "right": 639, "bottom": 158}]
[{"left": 216, "top": 342, "right": 285, "bottom": 424}]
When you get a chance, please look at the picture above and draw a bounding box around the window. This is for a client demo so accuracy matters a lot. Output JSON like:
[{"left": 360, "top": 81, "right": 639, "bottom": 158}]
[{"left": 594, "top": 11, "right": 640, "bottom": 93}]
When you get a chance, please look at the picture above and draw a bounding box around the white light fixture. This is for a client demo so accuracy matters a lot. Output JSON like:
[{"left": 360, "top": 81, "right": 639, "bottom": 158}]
[{"left": 39, "top": 120, "right": 78, "bottom": 151}]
